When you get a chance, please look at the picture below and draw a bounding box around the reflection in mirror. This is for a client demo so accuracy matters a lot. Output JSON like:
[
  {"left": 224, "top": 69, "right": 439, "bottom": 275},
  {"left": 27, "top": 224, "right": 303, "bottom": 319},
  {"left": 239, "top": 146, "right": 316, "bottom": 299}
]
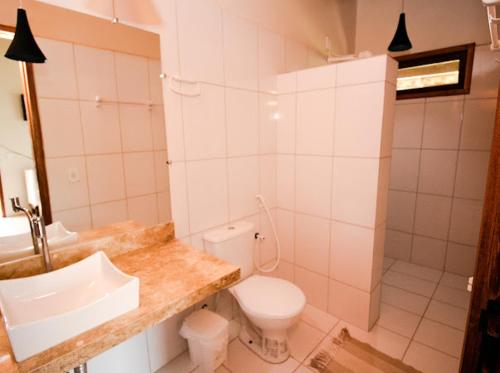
[
  {"left": 0, "top": 10, "right": 171, "bottom": 266},
  {"left": 0, "top": 35, "right": 45, "bottom": 262}
]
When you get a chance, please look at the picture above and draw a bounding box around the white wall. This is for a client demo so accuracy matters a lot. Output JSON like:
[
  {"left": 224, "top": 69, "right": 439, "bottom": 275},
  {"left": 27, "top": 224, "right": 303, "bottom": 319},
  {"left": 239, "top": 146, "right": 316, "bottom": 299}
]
[
  {"left": 32, "top": 38, "right": 170, "bottom": 232},
  {"left": 354, "top": 0, "right": 500, "bottom": 275},
  {"left": 355, "top": 0, "right": 491, "bottom": 54},
  {"left": 269, "top": 56, "right": 397, "bottom": 330},
  {"left": 37, "top": 0, "right": 356, "bottom": 55},
  {"left": 385, "top": 46, "right": 499, "bottom": 276},
  {"left": 0, "top": 38, "right": 35, "bottom": 216}
]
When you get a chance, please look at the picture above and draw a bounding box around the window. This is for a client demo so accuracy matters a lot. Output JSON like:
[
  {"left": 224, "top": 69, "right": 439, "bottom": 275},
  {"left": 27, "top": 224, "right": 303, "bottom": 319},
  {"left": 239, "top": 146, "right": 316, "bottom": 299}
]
[{"left": 395, "top": 43, "right": 475, "bottom": 100}]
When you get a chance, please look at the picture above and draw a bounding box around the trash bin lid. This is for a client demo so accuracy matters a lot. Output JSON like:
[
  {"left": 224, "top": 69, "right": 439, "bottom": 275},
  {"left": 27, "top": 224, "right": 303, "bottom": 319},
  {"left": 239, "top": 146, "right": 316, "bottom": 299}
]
[{"left": 180, "top": 309, "right": 228, "bottom": 340}]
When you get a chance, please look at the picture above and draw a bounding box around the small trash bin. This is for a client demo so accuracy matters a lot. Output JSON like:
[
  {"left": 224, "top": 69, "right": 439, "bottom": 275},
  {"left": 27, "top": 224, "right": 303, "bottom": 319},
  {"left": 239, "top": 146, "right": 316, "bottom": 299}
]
[{"left": 180, "top": 309, "right": 229, "bottom": 373}]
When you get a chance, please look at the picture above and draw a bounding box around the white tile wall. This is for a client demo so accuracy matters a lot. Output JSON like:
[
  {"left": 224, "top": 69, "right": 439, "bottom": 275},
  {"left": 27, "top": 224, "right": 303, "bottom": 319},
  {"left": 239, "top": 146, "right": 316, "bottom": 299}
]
[
  {"left": 74, "top": 46, "right": 117, "bottom": 101},
  {"left": 258, "top": 94, "right": 278, "bottom": 154},
  {"left": 80, "top": 102, "right": 122, "bottom": 154},
  {"left": 35, "top": 39, "right": 170, "bottom": 231},
  {"left": 34, "top": 38, "right": 78, "bottom": 99},
  {"left": 119, "top": 105, "right": 154, "bottom": 152},
  {"left": 86, "top": 154, "right": 126, "bottom": 204},
  {"left": 295, "top": 156, "right": 332, "bottom": 218},
  {"left": 227, "top": 156, "right": 259, "bottom": 221},
  {"left": 330, "top": 221, "right": 379, "bottom": 291},
  {"left": 225, "top": 89, "right": 259, "bottom": 157},
  {"left": 422, "top": 100, "right": 463, "bottom": 149},
  {"left": 182, "top": 83, "right": 226, "bottom": 160},
  {"left": 276, "top": 93, "right": 296, "bottom": 153},
  {"left": 454, "top": 151, "right": 490, "bottom": 200},
  {"left": 332, "top": 157, "right": 382, "bottom": 228},
  {"left": 176, "top": 0, "right": 225, "bottom": 85},
  {"left": 123, "top": 152, "right": 157, "bottom": 197},
  {"left": 186, "top": 159, "right": 229, "bottom": 233},
  {"left": 272, "top": 56, "right": 397, "bottom": 330},
  {"left": 417, "top": 150, "right": 457, "bottom": 196},
  {"left": 296, "top": 89, "right": 335, "bottom": 155},
  {"left": 258, "top": 29, "right": 285, "bottom": 93},
  {"left": 385, "top": 47, "right": 499, "bottom": 276},
  {"left": 389, "top": 149, "right": 420, "bottom": 192},
  {"left": 393, "top": 103, "right": 425, "bottom": 149},
  {"left": 294, "top": 213, "right": 330, "bottom": 275},
  {"left": 223, "top": 13, "right": 259, "bottom": 90},
  {"left": 115, "top": 53, "right": 150, "bottom": 104},
  {"left": 38, "top": 99, "right": 84, "bottom": 158}
]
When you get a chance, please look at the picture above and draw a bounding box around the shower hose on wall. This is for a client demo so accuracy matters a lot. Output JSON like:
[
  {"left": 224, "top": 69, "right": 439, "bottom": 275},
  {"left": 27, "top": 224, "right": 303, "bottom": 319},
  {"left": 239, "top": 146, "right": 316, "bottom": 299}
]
[{"left": 255, "top": 194, "right": 281, "bottom": 273}]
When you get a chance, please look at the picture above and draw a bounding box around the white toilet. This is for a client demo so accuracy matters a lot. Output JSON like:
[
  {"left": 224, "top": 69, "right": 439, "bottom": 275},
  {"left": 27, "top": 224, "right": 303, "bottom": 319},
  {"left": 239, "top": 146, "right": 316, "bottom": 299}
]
[{"left": 203, "top": 221, "right": 305, "bottom": 363}]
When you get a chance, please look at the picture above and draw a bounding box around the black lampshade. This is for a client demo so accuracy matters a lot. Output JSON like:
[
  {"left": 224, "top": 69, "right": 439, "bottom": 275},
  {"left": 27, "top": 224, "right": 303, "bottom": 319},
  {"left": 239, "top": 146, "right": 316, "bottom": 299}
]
[
  {"left": 5, "top": 8, "right": 46, "bottom": 63},
  {"left": 388, "top": 13, "right": 412, "bottom": 52}
]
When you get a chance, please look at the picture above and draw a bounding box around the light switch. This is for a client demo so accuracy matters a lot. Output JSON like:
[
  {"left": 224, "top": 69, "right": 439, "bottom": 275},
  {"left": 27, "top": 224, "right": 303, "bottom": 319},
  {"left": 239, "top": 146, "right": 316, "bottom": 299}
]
[{"left": 68, "top": 167, "right": 80, "bottom": 183}]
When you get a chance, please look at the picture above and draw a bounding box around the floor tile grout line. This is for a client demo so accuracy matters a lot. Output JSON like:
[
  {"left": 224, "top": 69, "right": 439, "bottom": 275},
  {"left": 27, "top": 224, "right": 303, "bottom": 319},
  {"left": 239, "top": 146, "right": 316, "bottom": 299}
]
[
  {"left": 297, "top": 317, "right": 343, "bottom": 370},
  {"left": 403, "top": 339, "right": 463, "bottom": 361},
  {"left": 381, "top": 277, "right": 436, "bottom": 298},
  {"left": 300, "top": 317, "right": 339, "bottom": 336},
  {"left": 421, "top": 314, "right": 466, "bottom": 333},
  {"left": 372, "top": 322, "right": 421, "bottom": 346},
  {"left": 376, "top": 304, "right": 465, "bottom": 336},
  {"left": 295, "top": 325, "right": 333, "bottom": 368},
  {"left": 382, "top": 259, "right": 467, "bottom": 292},
  {"left": 380, "top": 301, "right": 428, "bottom": 318},
  {"left": 387, "top": 266, "right": 442, "bottom": 284},
  {"left": 381, "top": 276, "right": 470, "bottom": 308},
  {"left": 401, "top": 271, "right": 445, "bottom": 361}
]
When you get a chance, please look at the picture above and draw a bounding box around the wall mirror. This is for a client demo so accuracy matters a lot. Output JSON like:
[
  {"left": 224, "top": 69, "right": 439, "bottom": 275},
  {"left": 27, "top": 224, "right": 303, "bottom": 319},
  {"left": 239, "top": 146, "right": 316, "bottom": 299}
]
[
  {"left": 0, "top": 1, "right": 171, "bottom": 265},
  {"left": 395, "top": 43, "right": 475, "bottom": 100}
]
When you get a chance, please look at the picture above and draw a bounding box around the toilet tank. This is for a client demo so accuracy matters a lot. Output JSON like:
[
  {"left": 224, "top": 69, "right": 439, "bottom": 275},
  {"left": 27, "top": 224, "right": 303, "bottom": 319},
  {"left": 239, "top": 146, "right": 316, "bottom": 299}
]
[{"left": 203, "top": 221, "right": 255, "bottom": 279}]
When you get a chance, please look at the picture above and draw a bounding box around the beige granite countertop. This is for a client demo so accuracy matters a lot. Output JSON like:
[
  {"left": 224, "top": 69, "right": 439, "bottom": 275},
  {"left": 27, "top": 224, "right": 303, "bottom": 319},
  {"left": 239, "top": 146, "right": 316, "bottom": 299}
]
[{"left": 0, "top": 231, "right": 240, "bottom": 372}]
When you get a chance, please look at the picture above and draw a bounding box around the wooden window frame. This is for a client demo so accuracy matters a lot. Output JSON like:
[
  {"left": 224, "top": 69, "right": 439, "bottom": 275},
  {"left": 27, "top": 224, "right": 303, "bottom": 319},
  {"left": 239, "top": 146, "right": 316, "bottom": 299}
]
[
  {"left": 395, "top": 43, "right": 475, "bottom": 100},
  {"left": 0, "top": 24, "right": 52, "bottom": 224}
]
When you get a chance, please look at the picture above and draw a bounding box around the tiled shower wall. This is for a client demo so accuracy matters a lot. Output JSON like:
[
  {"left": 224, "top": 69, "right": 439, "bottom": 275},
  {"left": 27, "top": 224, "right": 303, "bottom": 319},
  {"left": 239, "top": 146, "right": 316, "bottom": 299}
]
[
  {"left": 268, "top": 55, "right": 397, "bottom": 329},
  {"left": 33, "top": 38, "right": 170, "bottom": 231},
  {"left": 384, "top": 45, "right": 499, "bottom": 277}
]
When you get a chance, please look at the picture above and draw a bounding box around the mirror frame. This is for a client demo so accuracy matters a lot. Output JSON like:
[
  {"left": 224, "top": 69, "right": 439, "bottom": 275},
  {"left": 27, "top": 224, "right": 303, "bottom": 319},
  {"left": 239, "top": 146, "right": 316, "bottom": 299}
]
[{"left": 0, "top": 24, "right": 52, "bottom": 224}]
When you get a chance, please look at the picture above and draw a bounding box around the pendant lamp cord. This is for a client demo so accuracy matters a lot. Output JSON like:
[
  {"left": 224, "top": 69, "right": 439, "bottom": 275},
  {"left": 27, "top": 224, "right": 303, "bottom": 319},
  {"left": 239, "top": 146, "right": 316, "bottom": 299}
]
[
  {"left": 402, "top": 0, "right": 404, "bottom": 13},
  {"left": 19, "top": 0, "right": 23, "bottom": 9}
]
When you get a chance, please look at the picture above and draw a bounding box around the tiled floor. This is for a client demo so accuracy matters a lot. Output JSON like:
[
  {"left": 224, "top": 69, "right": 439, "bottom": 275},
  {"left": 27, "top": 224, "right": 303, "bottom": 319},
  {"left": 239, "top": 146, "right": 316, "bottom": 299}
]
[{"left": 159, "top": 258, "right": 471, "bottom": 373}]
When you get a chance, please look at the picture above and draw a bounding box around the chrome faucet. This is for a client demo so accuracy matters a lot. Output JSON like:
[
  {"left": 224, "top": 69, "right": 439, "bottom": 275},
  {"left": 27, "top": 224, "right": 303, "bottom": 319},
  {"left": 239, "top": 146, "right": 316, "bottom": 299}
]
[{"left": 10, "top": 197, "right": 53, "bottom": 272}]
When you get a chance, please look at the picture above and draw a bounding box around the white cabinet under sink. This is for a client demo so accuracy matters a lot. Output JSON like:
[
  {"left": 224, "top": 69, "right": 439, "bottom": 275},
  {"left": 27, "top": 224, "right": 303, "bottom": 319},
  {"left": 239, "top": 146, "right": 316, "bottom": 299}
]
[{"left": 86, "top": 332, "right": 151, "bottom": 373}]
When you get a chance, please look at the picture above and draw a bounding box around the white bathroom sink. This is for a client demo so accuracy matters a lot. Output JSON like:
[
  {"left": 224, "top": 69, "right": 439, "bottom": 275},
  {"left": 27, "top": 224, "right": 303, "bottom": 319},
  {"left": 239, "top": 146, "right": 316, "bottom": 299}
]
[
  {"left": 0, "top": 221, "right": 78, "bottom": 261},
  {"left": 0, "top": 251, "right": 140, "bottom": 361}
]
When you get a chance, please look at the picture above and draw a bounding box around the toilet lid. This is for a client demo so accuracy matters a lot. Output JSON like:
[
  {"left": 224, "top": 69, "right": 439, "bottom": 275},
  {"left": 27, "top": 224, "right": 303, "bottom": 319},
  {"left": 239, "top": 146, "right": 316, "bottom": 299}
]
[{"left": 231, "top": 275, "right": 306, "bottom": 319}]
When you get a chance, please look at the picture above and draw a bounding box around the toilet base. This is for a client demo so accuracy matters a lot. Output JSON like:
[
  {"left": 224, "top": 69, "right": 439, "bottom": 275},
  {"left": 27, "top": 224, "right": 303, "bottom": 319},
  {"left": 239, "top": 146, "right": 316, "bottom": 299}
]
[{"left": 239, "top": 324, "right": 290, "bottom": 364}]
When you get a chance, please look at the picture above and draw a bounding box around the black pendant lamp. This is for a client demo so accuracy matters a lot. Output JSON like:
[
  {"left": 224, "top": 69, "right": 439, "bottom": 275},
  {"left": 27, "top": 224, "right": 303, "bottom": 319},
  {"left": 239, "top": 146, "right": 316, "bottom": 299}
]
[
  {"left": 5, "top": 4, "right": 46, "bottom": 63},
  {"left": 388, "top": 0, "right": 412, "bottom": 52}
]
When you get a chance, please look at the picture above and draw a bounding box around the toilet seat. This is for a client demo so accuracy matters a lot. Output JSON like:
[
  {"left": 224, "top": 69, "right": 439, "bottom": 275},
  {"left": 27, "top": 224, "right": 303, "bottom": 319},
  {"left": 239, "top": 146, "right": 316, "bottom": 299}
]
[{"left": 230, "top": 275, "right": 306, "bottom": 320}]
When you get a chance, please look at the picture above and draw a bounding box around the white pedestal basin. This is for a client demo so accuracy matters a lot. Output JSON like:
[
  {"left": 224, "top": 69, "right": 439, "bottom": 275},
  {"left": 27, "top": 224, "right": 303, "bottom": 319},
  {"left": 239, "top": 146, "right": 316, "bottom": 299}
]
[{"left": 0, "top": 251, "right": 140, "bottom": 361}]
